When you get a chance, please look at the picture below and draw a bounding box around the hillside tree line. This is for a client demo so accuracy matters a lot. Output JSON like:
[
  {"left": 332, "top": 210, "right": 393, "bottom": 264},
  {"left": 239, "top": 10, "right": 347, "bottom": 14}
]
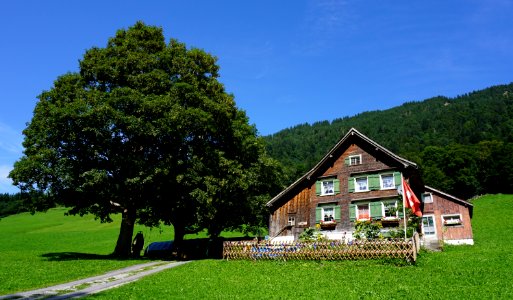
[{"left": 264, "top": 83, "right": 513, "bottom": 199}]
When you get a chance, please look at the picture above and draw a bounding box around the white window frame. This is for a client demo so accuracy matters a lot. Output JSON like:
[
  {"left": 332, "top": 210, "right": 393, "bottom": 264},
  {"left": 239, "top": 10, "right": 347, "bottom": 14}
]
[
  {"left": 288, "top": 216, "right": 295, "bottom": 226},
  {"left": 380, "top": 174, "right": 395, "bottom": 190},
  {"left": 382, "top": 201, "right": 398, "bottom": 219},
  {"left": 422, "top": 192, "right": 433, "bottom": 203},
  {"left": 322, "top": 206, "right": 335, "bottom": 222},
  {"left": 354, "top": 177, "right": 369, "bottom": 192},
  {"left": 441, "top": 214, "right": 463, "bottom": 226},
  {"left": 356, "top": 203, "right": 370, "bottom": 220},
  {"left": 349, "top": 154, "right": 362, "bottom": 165},
  {"left": 422, "top": 214, "right": 437, "bottom": 236},
  {"left": 320, "top": 179, "right": 335, "bottom": 196}
]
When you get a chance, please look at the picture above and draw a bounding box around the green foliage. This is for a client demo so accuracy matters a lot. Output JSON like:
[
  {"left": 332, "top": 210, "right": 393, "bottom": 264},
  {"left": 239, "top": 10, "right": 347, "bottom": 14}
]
[
  {"left": 0, "top": 193, "right": 27, "bottom": 217},
  {"left": 384, "top": 202, "right": 422, "bottom": 239},
  {"left": 298, "top": 227, "right": 327, "bottom": 242},
  {"left": 418, "top": 141, "right": 513, "bottom": 198},
  {"left": 264, "top": 83, "right": 513, "bottom": 198},
  {"left": 9, "top": 21, "right": 283, "bottom": 256},
  {"left": 353, "top": 220, "right": 382, "bottom": 240}
]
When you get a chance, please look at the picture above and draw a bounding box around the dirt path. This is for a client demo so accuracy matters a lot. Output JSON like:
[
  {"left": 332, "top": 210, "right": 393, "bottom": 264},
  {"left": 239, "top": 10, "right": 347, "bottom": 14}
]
[{"left": 0, "top": 260, "right": 190, "bottom": 300}]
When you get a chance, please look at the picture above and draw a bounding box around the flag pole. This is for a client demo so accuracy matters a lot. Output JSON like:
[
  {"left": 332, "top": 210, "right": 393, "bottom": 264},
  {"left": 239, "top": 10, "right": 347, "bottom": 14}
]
[{"left": 401, "top": 174, "right": 407, "bottom": 239}]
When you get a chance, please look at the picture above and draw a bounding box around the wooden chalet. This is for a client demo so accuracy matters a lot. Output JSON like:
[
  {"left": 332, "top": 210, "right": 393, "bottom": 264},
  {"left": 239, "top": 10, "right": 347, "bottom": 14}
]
[{"left": 266, "top": 128, "right": 474, "bottom": 246}]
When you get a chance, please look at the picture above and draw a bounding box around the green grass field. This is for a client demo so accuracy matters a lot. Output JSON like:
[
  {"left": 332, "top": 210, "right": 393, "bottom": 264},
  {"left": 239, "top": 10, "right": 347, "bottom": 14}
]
[
  {"left": 1, "top": 195, "right": 512, "bottom": 299},
  {"left": 0, "top": 207, "right": 189, "bottom": 294},
  {"left": 89, "top": 194, "right": 513, "bottom": 299}
]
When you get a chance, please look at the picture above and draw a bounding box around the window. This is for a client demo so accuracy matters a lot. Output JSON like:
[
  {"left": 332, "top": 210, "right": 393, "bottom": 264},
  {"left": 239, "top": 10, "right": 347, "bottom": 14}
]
[
  {"left": 442, "top": 214, "right": 462, "bottom": 226},
  {"left": 316, "top": 179, "right": 340, "bottom": 196},
  {"left": 322, "top": 180, "right": 334, "bottom": 195},
  {"left": 357, "top": 204, "right": 370, "bottom": 220},
  {"left": 348, "top": 172, "right": 400, "bottom": 193},
  {"left": 316, "top": 205, "right": 341, "bottom": 224},
  {"left": 349, "top": 155, "right": 362, "bottom": 165},
  {"left": 380, "top": 174, "right": 395, "bottom": 189},
  {"left": 422, "top": 215, "right": 436, "bottom": 236},
  {"left": 383, "top": 202, "right": 398, "bottom": 218},
  {"left": 288, "top": 216, "right": 295, "bottom": 226},
  {"left": 322, "top": 207, "right": 335, "bottom": 222},
  {"left": 355, "top": 177, "right": 368, "bottom": 192},
  {"left": 350, "top": 201, "right": 402, "bottom": 222},
  {"left": 422, "top": 193, "right": 433, "bottom": 203}
]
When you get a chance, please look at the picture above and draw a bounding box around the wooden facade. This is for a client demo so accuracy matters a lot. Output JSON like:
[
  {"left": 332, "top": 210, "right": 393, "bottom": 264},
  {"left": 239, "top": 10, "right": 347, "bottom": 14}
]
[
  {"left": 421, "top": 186, "right": 474, "bottom": 244},
  {"left": 267, "top": 128, "right": 474, "bottom": 245}
]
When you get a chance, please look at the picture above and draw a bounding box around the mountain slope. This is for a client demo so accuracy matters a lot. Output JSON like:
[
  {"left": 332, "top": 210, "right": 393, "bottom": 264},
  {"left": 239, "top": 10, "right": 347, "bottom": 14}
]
[{"left": 264, "top": 82, "right": 513, "bottom": 197}]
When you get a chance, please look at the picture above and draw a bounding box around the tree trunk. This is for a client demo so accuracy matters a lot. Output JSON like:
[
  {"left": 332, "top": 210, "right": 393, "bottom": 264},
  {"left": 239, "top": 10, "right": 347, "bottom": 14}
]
[
  {"left": 207, "top": 229, "right": 222, "bottom": 259},
  {"left": 173, "top": 223, "right": 186, "bottom": 259},
  {"left": 173, "top": 224, "right": 185, "bottom": 246},
  {"left": 113, "top": 207, "right": 136, "bottom": 258}
]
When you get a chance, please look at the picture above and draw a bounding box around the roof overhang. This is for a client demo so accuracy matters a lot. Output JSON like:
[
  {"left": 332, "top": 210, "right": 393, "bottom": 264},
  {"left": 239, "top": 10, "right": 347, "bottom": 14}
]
[
  {"left": 424, "top": 185, "right": 474, "bottom": 218},
  {"left": 266, "top": 128, "right": 418, "bottom": 208}
]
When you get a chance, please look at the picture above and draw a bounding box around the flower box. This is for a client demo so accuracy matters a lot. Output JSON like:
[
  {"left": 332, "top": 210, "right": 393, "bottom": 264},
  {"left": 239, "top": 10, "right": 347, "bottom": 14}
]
[
  {"left": 381, "top": 217, "right": 400, "bottom": 227},
  {"left": 444, "top": 219, "right": 462, "bottom": 225},
  {"left": 320, "top": 221, "right": 337, "bottom": 230}
]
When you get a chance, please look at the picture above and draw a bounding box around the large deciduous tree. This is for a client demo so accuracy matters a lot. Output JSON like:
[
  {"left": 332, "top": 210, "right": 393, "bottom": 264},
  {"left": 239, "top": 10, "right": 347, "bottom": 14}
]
[{"left": 10, "top": 22, "right": 282, "bottom": 257}]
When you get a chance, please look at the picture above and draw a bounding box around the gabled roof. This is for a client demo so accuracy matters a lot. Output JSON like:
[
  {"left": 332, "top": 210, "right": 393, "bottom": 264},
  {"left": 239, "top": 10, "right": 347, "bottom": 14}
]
[
  {"left": 424, "top": 185, "right": 474, "bottom": 217},
  {"left": 266, "top": 128, "right": 417, "bottom": 207}
]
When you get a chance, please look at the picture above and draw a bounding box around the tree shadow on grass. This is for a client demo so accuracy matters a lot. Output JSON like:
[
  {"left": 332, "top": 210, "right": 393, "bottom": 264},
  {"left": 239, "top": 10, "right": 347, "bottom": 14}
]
[{"left": 41, "top": 252, "right": 139, "bottom": 261}]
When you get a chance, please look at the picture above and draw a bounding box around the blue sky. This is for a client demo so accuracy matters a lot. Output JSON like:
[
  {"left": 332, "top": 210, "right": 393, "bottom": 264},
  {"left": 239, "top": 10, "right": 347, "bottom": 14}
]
[{"left": 1, "top": 0, "right": 513, "bottom": 193}]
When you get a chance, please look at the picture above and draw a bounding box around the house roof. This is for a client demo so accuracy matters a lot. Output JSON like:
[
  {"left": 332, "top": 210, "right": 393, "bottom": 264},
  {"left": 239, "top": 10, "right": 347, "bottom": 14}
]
[
  {"left": 266, "top": 128, "right": 418, "bottom": 207},
  {"left": 424, "top": 185, "right": 474, "bottom": 217}
]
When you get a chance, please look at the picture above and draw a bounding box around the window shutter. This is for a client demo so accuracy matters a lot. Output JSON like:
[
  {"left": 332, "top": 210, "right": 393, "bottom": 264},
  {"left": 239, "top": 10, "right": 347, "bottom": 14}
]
[
  {"left": 370, "top": 202, "right": 382, "bottom": 220},
  {"left": 334, "top": 205, "right": 341, "bottom": 221},
  {"left": 315, "top": 181, "right": 321, "bottom": 196},
  {"left": 394, "top": 172, "right": 402, "bottom": 188},
  {"left": 369, "top": 174, "right": 380, "bottom": 190},
  {"left": 334, "top": 179, "right": 340, "bottom": 194},
  {"left": 349, "top": 204, "right": 356, "bottom": 221},
  {"left": 316, "top": 207, "right": 322, "bottom": 223},
  {"left": 344, "top": 157, "right": 350, "bottom": 166},
  {"left": 398, "top": 204, "right": 404, "bottom": 218},
  {"left": 348, "top": 177, "right": 355, "bottom": 193}
]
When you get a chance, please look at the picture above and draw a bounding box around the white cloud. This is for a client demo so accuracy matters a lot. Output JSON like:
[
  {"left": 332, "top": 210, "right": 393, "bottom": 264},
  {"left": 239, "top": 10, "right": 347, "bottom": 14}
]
[
  {"left": 0, "top": 122, "right": 23, "bottom": 155},
  {"left": 0, "top": 122, "right": 23, "bottom": 194},
  {"left": 0, "top": 164, "right": 17, "bottom": 194}
]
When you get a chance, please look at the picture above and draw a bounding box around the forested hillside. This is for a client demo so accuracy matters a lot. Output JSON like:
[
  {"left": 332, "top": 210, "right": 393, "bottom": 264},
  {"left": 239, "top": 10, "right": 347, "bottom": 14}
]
[
  {"left": 264, "top": 82, "right": 513, "bottom": 199},
  {"left": 0, "top": 193, "right": 26, "bottom": 217}
]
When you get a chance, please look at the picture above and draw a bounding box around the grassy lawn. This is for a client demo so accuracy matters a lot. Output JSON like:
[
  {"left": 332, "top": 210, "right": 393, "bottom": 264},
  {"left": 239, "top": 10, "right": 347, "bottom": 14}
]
[
  {"left": 1, "top": 195, "right": 512, "bottom": 298},
  {"left": 0, "top": 207, "right": 178, "bottom": 294},
  {"left": 86, "top": 194, "right": 513, "bottom": 299},
  {"left": 0, "top": 206, "right": 253, "bottom": 295}
]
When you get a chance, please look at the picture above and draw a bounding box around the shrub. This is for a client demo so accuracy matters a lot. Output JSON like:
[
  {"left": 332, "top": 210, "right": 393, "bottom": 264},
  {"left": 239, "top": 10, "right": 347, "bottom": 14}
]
[
  {"left": 299, "top": 227, "right": 327, "bottom": 242},
  {"left": 353, "top": 220, "right": 382, "bottom": 240}
]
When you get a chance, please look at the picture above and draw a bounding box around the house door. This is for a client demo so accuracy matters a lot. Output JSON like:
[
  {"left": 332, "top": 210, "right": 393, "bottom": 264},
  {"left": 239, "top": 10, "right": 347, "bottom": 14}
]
[{"left": 422, "top": 215, "right": 436, "bottom": 239}]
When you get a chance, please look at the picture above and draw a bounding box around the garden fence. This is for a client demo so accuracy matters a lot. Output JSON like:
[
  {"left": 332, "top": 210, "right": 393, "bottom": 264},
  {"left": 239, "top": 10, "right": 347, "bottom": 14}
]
[{"left": 223, "top": 233, "right": 419, "bottom": 262}]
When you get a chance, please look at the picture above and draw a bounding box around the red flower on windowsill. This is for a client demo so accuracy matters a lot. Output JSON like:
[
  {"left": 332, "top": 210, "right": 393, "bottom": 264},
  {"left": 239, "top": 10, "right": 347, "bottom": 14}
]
[{"left": 444, "top": 219, "right": 462, "bottom": 225}]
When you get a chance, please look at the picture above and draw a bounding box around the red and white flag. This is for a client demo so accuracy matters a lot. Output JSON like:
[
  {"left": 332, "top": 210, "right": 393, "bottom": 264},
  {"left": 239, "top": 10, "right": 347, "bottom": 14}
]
[{"left": 402, "top": 178, "right": 422, "bottom": 217}]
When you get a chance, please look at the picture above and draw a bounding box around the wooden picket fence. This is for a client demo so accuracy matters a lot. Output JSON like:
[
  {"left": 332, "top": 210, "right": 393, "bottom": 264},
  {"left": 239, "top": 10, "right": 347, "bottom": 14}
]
[{"left": 223, "top": 234, "right": 419, "bottom": 262}]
